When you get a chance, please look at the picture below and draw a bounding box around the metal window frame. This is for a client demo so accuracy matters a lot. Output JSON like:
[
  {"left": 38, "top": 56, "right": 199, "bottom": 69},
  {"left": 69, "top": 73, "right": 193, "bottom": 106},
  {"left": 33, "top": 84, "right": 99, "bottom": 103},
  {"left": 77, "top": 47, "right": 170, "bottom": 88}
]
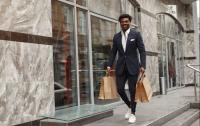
[
  {"left": 56, "top": 0, "right": 90, "bottom": 107},
  {"left": 89, "top": 12, "right": 119, "bottom": 104},
  {"left": 76, "top": 7, "right": 93, "bottom": 105}
]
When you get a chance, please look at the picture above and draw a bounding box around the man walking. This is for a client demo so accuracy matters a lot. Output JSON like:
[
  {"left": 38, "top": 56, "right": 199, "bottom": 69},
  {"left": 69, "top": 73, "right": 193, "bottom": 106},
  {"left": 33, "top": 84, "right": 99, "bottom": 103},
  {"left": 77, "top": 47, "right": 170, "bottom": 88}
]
[{"left": 107, "top": 14, "right": 146, "bottom": 123}]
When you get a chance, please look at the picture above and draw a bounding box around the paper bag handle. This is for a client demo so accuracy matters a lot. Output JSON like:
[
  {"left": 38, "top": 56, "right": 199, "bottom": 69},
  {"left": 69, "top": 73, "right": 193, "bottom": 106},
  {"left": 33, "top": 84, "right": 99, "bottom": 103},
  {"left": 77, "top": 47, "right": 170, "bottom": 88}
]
[
  {"left": 137, "top": 71, "right": 145, "bottom": 83},
  {"left": 106, "top": 70, "right": 115, "bottom": 76}
]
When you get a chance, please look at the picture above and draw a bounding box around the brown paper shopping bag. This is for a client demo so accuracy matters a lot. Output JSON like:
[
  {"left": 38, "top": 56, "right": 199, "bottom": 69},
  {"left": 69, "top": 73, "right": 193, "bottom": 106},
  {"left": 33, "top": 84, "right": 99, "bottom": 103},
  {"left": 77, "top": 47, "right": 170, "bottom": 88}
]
[
  {"left": 135, "top": 72, "right": 153, "bottom": 103},
  {"left": 98, "top": 73, "right": 118, "bottom": 100}
]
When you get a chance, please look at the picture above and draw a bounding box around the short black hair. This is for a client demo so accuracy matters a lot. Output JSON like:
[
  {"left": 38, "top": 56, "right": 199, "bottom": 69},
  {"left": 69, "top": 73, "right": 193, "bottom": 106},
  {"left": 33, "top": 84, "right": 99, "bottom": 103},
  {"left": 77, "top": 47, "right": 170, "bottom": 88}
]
[{"left": 118, "top": 14, "right": 132, "bottom": 22}]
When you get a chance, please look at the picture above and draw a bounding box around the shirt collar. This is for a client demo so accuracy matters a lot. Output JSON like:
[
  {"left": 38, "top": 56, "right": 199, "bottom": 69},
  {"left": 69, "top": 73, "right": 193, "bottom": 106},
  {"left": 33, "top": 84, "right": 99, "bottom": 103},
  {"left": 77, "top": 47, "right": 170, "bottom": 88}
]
[{"left": 121, "top": 28, "right": 130, "bottom": 37}]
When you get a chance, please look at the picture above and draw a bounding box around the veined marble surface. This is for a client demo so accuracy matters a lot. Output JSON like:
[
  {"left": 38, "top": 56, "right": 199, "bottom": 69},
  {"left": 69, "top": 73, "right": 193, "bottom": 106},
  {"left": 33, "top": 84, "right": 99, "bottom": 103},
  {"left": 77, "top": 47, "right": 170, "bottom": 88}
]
[
  {"left": 141, "top": 13, "right": 158, "bottom": 53},
  {"left": 183, "top": 60, "right": 196, "bottom": 85},
  {"left": 137, "top": 0, "right": 167, "bottom": 14},
  {"left": 0, "top": 40, "right": 55, "bottom": 126},
  {"left": 146, "top": 56, "right": 160, "bottom": 93},
  {"left": 0, "top": 0, "right": 52, "bottom": 37}
]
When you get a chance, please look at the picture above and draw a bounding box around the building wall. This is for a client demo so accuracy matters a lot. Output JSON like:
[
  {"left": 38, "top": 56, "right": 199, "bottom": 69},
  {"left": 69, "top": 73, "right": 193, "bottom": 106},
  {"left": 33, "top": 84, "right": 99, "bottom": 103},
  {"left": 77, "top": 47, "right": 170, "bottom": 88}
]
[
  {"left": 140, "top": 12, "right": 160, "bottom": 92},
  {"left": 0, "top": 0, "right": 55, "bottom": 125},
  {"left": 182, "top": 4, "right": 196, "bottom": 84},
  {"left": 88, "top": 0, "right": 121, "bottom": 19},
  {"left": 137, "top": 0, "right": 167, "bottom": 13},
  {"left": 136, "top": 0, "right": 166, "bottom": 93},
  {"left": 137, "top": 0, "right": 195, "bottom": 86},
  {"left": 0, "top": 0, "right": 52, "bottom": 37},
  {"left": 0, "top": 41, "right": 55, "bottom": 126}
]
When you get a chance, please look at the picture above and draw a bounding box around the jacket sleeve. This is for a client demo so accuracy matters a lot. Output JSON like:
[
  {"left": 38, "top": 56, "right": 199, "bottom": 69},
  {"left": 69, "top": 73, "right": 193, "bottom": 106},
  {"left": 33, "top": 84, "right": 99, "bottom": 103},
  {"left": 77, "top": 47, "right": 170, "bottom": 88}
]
[
  {"left": 108, "top": 35, "right": 118, "bottom": 67},
  {"left": 136, "top": 31, "right": 146, "bottom": 69}
]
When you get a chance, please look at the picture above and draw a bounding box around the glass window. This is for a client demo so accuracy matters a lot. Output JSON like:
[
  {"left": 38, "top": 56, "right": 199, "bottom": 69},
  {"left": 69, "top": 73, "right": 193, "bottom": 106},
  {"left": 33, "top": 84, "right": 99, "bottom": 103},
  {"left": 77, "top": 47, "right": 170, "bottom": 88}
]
[
  {"left": 157, "top": 14, "right": 184, "bottom": 90},
  {"left": 76, "top": 0, "right": 87, "bottom": 6},
  {"left": 165, "top": 15, "right": 175, "bottom": 36},
  {"left": 88, "top": 0, "right": 121, "bottom": 19},
  {"left": 91, "top": 16, "right": 120, "bottom": 104},
  {"left": 52, "top": 0, "right": 77, "bottom": 108},
  {"left": 161, "top": 15, "right": 165, "bottom": 34},
  {"left": 157, "top": 15, "right": 161, "bottom": 33},
  {"left": 77, "top": 8, "right": 90, "bottom": 104},
  {"left": 66, "top": 0, "right": 74, "bottom": 2}
]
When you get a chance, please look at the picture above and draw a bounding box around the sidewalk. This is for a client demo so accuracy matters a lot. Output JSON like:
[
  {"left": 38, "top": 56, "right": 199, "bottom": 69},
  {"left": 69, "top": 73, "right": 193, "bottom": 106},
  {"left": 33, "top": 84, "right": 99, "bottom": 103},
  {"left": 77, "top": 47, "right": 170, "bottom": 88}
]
[{"left": 84, "top": 86, "right": 200, "bottom": 126}]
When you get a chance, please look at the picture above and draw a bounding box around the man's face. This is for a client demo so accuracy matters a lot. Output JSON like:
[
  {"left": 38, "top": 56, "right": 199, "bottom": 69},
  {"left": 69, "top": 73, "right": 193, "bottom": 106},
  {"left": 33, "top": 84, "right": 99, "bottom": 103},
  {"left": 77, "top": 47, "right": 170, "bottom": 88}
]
[{"left": 120, "top": 18, "right": 131, "bottom": 32}]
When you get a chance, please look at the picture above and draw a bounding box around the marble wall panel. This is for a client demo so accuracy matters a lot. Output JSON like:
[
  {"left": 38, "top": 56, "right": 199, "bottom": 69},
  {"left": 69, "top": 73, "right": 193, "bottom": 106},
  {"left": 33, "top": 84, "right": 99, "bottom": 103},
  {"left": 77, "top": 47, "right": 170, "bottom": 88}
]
[
  {"left": 0, "top": 40, "right": 55, "bottom": 126},
  {"left": 141, "top": 13, "right": 158, "bottom": 53},
  {"left": 182, "top": 5, "right": 195, "bottom": 57},
  {"left": 137, "top": 0, "right": 167, "bottom": 14},
  {"left": 0, "top": 83, "right": 6, "bottom": 126},
  {"left": 146, "top": 56, "right": 160, "bottom": 93},
  {"left": 0, "top": 0, "right": 52, "bottom": 37},
  {"left": 183, "top": 33, "right": 195, "bottom": 57},
  {"left": 183, "top": 60, "right": 196, "bottom": 85},
  {"left": 5, "top": 41, "right": 54, "bottom": 83}
]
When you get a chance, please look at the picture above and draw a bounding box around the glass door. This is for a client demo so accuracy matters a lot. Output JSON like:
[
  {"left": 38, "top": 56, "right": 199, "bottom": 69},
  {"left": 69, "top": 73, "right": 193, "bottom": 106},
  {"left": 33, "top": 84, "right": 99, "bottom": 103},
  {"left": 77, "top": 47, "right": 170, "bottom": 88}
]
[
  {"left": 90, "top": 15, "right": 120, "bottom": 104},
  {"left": 158, "top": 37, "right": 168, "bottom": 90},
  {"left": 52, "top": 0, "right": 78, "bottom": 108},
  {"left": 166, "top": 41, "right": 177, "bottom": 89}
]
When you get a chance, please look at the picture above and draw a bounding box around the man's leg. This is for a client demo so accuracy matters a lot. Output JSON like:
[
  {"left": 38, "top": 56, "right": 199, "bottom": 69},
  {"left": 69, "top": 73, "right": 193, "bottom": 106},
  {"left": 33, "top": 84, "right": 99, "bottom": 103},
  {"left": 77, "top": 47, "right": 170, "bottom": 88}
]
[
  {"left": 116, "top": 74, "right": 130, "bottom": 108},
  {"left": 128, "top": 74, "right": 139, "bottom": 114}
]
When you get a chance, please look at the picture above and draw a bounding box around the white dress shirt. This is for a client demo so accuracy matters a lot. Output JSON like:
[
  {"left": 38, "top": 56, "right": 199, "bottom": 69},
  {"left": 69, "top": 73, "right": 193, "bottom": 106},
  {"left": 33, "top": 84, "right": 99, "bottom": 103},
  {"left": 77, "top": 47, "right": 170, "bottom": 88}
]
[{"left": 121, "top": 28, "right": 130, "bottom": 52}]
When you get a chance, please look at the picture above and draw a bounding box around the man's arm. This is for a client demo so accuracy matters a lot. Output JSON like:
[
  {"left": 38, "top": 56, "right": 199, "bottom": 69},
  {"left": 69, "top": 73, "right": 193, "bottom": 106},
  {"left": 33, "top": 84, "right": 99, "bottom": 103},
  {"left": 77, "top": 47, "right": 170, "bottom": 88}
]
[
  {"left": 107, "top": 35, "right": 118, "bottom": 70},
  {"left": 136, "top": 31, "right": 146, "bottom": 71}
]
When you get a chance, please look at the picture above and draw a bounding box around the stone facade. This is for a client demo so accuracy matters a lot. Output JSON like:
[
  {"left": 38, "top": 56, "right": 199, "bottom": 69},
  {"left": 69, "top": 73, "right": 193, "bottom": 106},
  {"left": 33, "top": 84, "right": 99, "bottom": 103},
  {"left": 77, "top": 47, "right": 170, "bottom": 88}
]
[
  {"left": 0, "top": 0, "right": 52, "bottom": 37},
  {"left": 137, "top": 0, "right": 195, "bottom": 85},
  {"left": 0, "top": 0, "right": 55, "bottom": 125},
  {"left": 0, "top": 40, "right": 55, "bottom": 126}
]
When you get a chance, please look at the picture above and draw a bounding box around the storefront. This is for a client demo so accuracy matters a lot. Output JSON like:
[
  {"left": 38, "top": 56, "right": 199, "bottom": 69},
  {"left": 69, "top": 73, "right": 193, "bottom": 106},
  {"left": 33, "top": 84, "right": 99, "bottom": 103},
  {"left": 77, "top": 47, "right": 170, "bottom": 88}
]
[
  {"left": 52, "top": 0, "right": 192, "bottom": 109},
  {"left": 52, "top": 0, "right": 141, "bottom": 108},
  {"left": 0, "top": 0, "right": 197, "bottom": 125},
  {"left": 157, "top": 13, "right": 184, "bottom": 91}
]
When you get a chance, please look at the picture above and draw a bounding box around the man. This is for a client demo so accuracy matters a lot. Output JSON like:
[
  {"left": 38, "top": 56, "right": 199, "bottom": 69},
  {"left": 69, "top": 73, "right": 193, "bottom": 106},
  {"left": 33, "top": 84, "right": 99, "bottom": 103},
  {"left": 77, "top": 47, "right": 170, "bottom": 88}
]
[{"left": 107, "top": 14, "right": 146, "bottom": 123}]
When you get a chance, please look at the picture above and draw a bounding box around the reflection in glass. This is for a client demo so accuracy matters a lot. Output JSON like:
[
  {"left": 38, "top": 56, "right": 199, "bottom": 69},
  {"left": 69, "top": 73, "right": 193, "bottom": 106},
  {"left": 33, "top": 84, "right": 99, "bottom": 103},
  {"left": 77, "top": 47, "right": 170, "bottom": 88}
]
[
  {"left": 88, "top": 0, "right": 121, "bottom": 19},
  {"left": 66, "top": 0, "right": 74, "bottom": 2},
  {"left": 157, "top": 15, "right": 161, "bottom": 33},
  {"left": 167, "top": 42, "right": 176, "bottom": 88},
  {"left": 157, "top": 14, "right": 184, "bottom": 90},
  {"left": 77, "top": 9, "right": 91, "bottom": 104},
  {"left": 76, "top": 0, "right": 87, "bottom": 6},
  {"left": 91, "top": 16, "right": 120, "bottom": 104},
  {"left": 161, "top": 15, "right": 165, "bottom": 34},
  {"left": 52, "top": 0, "right": 77, "bottom": 108}
]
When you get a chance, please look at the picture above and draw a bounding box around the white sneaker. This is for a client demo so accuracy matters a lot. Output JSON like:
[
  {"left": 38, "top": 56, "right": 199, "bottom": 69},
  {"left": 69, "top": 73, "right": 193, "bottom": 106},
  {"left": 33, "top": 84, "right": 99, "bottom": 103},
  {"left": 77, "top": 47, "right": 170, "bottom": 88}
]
[
  {"left": 125, "top": 109, "right": 131, "bottom": 119},
  {"left": 128, "top": 114, "right": 136, "bottom": 123}
]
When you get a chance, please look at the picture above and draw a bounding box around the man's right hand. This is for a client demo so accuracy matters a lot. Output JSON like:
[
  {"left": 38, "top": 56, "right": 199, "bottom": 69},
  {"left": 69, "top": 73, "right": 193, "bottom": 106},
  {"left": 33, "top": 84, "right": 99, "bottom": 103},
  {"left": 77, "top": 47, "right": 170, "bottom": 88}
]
[{"left": 107, "top": 66, "right": 111, "bottom": 73}]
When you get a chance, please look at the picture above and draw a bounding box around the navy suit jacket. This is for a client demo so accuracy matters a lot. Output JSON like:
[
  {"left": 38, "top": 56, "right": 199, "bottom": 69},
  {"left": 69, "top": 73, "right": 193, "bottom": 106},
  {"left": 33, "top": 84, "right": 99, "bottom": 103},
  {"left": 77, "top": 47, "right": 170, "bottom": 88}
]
[{"left": 108, "top": 28, "right": 146, "bottom": 76}]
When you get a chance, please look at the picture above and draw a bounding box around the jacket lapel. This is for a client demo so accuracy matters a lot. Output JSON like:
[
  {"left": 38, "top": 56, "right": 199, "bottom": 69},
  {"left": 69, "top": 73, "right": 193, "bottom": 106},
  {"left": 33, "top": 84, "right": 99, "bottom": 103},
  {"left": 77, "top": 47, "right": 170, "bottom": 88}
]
[
  {"left": 118, "top": 33, "right": 125, "bottom": 53},
  {"left": 125, "top": 31, "right": 132, "bottom": 53}
]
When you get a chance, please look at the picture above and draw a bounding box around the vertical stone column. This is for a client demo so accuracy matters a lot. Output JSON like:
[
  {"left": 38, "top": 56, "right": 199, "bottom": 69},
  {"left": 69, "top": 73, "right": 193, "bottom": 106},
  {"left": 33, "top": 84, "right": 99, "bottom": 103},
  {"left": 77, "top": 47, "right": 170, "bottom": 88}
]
[{"left": 192, "top": 1, "right": 200, "bottom": 86}]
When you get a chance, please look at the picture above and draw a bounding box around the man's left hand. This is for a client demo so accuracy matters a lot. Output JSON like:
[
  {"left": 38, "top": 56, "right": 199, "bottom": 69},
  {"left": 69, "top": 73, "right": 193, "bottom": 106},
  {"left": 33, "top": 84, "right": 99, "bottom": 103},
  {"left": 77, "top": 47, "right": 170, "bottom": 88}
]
[{"left": 140, "top": 67, "right": 145, "bottom": 73}]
